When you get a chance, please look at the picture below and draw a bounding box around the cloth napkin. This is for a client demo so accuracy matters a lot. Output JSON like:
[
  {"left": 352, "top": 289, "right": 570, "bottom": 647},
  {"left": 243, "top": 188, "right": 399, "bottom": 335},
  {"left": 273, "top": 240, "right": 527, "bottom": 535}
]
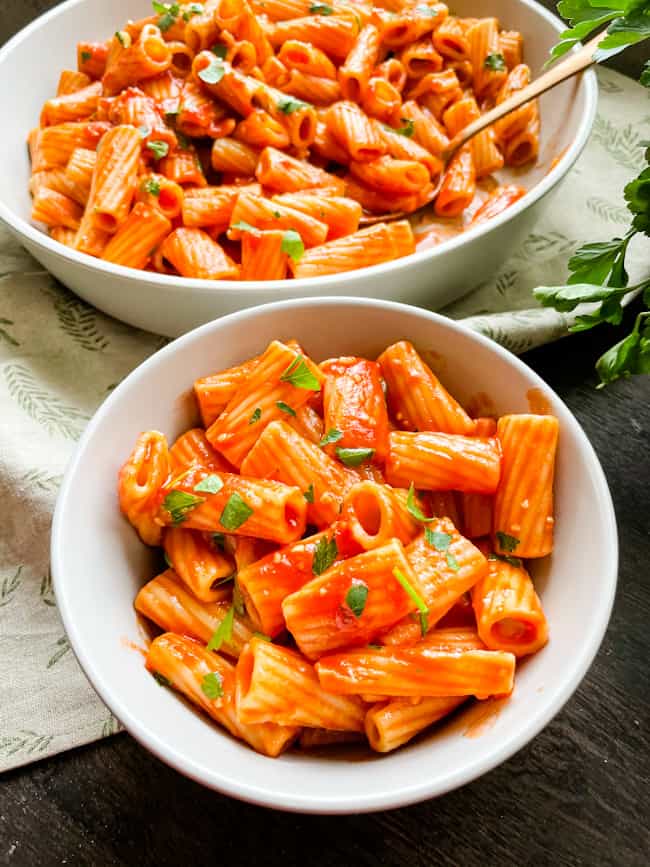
[{"left": 1, "top": 66, "right": 649, "bottom": 773}]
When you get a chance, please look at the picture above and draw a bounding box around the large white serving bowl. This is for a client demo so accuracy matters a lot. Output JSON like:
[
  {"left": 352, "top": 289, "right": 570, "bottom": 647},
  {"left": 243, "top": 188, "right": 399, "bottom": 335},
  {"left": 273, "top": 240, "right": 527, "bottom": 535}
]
[
  {"left": 0, "top": 0, "right": 597, "bottom": 337},
  {"left": 51, "top": 297, "right": 617, "bottom": 813}
]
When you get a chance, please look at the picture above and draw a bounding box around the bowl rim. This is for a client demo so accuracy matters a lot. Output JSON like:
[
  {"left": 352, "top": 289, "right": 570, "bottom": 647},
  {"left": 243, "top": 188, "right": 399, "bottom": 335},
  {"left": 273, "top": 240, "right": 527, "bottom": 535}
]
[
  {"left": 51, "top": 296, "right": 618, "bottom": 814},
  {"left": 0, "top": 0, "right": 598, "bottom": 294}
]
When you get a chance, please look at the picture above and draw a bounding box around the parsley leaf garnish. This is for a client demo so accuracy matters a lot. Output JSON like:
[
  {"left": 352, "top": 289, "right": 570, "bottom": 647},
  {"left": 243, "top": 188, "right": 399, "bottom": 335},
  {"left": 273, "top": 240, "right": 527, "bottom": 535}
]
[
  {"left": 641, "top": 59, "right": 650, "bottom": 88},
  {"left": 147, "top": 140, "right": 169, "bottom": 160},
  {"left": 253, "top": 631, "right": 272, "bottom": 641},
  {"left": 393, "top": 568, "right": 428, "bottom": 636},
  {"left": 310, "top": 1, "right": 334, "bottom": 13},
  {"left": 312, "top": 535, "right": 338, "bottom": 575},
  {"left": 163, "top": 490, "right": 205, "bottom": 525},
  {"left": 198, "top": 58, "right": 226, "bottom": 85},
  {"left": 220, "top": 492, "right": 253, "bottom": 530},
  {"left": 201, "top": 671, "right": 223, "bottom": 699},
  {"left": 319, "top": 428, "right": 343, "bottom": 447},
  {"left": 281, "top": 229, "right": 304, "bottom": 262},
  {"left": 231, "top": 220, "right": 258, "bottom": 233},
  {"left": 484, "top": 52, "right": 506, "bottom": 71},
  {"left": 80, "top": 50, "right": 92, "bottom": 62},
  {"left": 211, "top": 42, "right": 228, "bottom": 59},
  {"left": 489, "top": 552, "right": 523, "bottom": 568},
  {"left": 336, "top": 447, "right": 375, "bottom": 466},
  {"left": 194, "top": 474, "right": 224, "bottom": 494},
  {"left": 207, "top": 605, "right": 234, "bottom": 651},
  {"left": 277, "top": 95, "right": 310, "bottom": 114},
  {"left": 303, "top": 483, "right": 315, "bottom": 503},
  {"left": 249, "top": 407, "right": 262, "bottom": 424},
  {"left": 152, "top": 1, "right": 180, "bottom": 31},
  {"left": 345, "top": 581, "right": 368, "bottom": 617},
  {"left": 424, "top": 528, "right": 452, "bottom": 550},
  {"left": 406, "top": 482, "right": 433, "bottom": 523},
  {"left": 152, "top": 670, "right": 171, "bottom": 687},
  {"left": 142, "top": 177, "right": 161, "bottom": 196},
  {"left": 276, "top": 400, "right": 296, "bottom": 416},
  {"left": 279, "top": 355, "right": 321, "bottom": 391},
  {"left": 233, "top": 580, "right": 246, "bottom": 616},
  {"left": 394, "top": 118, "right": 415, "bottom": 137},
  {"left": 183, "top": 2, "right": 204, "bottom": 20},
  {"left": 495, "top": 531, "right": 520, "bottom": 552},
  {"left": 446, "top": 551, "right": 460, "bottom": 572},
  {"left": 115, "top": 30, "right": 129, "bottom": 47},
  {"left": 211, "top": 532, "right": 226, "bottom": 549}
]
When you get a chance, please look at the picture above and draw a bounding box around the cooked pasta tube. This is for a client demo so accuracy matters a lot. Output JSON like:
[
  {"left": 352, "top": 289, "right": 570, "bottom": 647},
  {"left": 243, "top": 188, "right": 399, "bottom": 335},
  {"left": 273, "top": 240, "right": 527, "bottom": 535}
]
[
  {"left": 56, "top": 69, "right": 92, "bottom": 96},
  {"left": 236, "top": 638, "right": 366, "bottom": 730},
  {"left": 169, "top": 428, "right": 232, "bottom": 474},
  {"left": 118, "top": 430, "right": 170, "bottom": 546},
  {"left": 378, "top": 340, "right": 475, "bottom": 435},
  {"left": 493, "top": 414, "right": 558, "bottom": 558},
  {"left": 85, "top": 125, "right": 142, "bottom": 233},
  {"left": 157, "top": 464, "right": 307, "bottom": 544},
  {"left": 316, "top": 646, "right": 516, "bottom": 699},
  {"left": 240, "top": 419, "right": 357, "bottom": 527},
  {"left": 40, "top": 81, "right": 102, "bottom": 126},
  {"left": 282, "top": 539, "right": 424, "bottom": 659},
  {"left": 385, "top": 430, "right": 501, "bottom": 493},
  {"left": 194, "top": 355, "right": 262, "bottom": 426},
  {"left": 159, "top": 228, "right": 239, "bottom": 279},
  {"left": 35, "top": 121, "right": 110, "bottom": 171},
  {"left": 31, "top": 189, "right": 83, "bottom": 230},
  {"left": 381, "top": 523, "right": 488, "bottom": 645},
  {"left": 338, "top": 24, "right": 382, "bottom": 102},
  {"left": 163, "top": 527, "right": 236, "bottom": 602},
  {"left": 325, "top": 101, "right": 387, "bottom": 162},
  {"left": 102, "top": 24, "right": 172, "bottom": 96},
  {"left": 228, "top": 193, "right": 328, "bottom": 247},
  {"left": 321, "top": 355, "right": 389, "bottom": 462},
  {"left": 471, "top": 556, "right": 548, "bottom": 657},
  {"left": 206, "top": 340, "right": 325, "bottom": 467},
  {"left": 342, "top": 481, "right": 419, "bottom": 550},
  {"left": 101, "top": 203, "right": 171, "bottom": 269},
  {"left": 271, "top": 193, "right": 361, "bottom": 240},
  {"left": 146, "top": 633, "right": 299, "bottom": 756},
  {"left": 134, "top": 569, "right": 253, "bottom": 656},
  {"left": 240, "top": 229, "right": 289, "bottom": 280},
  {"left": 237, "top": 522, "right": 361, "bottom": 636},
  {"left": 365, "top": 696, "right": 466, "bottom": 752}
]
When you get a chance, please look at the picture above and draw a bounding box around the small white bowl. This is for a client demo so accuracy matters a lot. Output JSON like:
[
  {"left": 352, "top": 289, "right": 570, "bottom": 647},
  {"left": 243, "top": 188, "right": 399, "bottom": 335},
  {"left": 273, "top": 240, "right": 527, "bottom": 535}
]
[
  {"left": 0, "top": 0, "right": 597, "bottom": 337},
  {"left": 51, "top": 297, "right": 617, "bottom": 813}
]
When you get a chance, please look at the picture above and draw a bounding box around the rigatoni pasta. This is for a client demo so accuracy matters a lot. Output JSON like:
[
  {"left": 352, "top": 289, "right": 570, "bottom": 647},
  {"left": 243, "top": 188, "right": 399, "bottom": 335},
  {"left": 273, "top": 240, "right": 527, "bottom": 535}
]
[
  {"left": 121, "top": 336, "right": 557, "bottom": 757},
  {"left": 29, "top": 3, "right": 540, "bottom": 279}
]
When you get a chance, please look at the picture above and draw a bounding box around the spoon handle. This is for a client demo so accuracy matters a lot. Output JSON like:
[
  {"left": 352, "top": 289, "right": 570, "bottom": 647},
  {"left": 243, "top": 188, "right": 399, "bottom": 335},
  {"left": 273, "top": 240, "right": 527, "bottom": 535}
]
[{"left": 444, "top": 32, "right": 604, "bottom": 160}]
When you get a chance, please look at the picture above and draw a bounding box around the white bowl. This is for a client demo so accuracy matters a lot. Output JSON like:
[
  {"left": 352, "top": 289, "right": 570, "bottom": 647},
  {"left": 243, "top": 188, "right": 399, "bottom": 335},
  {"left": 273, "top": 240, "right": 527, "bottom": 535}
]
[
  {"left": 0, "top": 0, "right": 597, "bottom": 337},
  {"left": 51, "top": 297, "right": 617, "bottom": 813}
]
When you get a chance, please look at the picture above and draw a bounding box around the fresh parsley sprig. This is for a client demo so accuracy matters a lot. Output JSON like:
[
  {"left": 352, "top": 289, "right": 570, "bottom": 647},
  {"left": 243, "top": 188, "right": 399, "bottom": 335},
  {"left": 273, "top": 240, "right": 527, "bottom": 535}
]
[{"left": 533, "top": 6, "right": 650, "bottom": 386}]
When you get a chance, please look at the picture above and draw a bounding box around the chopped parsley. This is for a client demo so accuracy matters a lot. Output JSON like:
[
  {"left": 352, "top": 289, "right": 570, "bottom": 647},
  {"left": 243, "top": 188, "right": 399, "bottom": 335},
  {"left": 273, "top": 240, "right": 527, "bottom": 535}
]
[
  {"left": 424, "top": 528, "right": 452, "bottom": 550},
  {"left": 219, "top": 492, "right": 253, "bottom": 530},
  {"left": 319, "top": 428, "right": 343, "bottom": 447},
  {"left": 211, "top": 532, "right": 226, "bottom": 549},
  {"left": 281, "top": 229, "right": 304, "bottom": 262},
  {"left": 279, "top": 355, "right": 321, "bottom": 391},
  {"left": 345, "top": 581, "right": 368, "bottom": 618},
  {"left": 146, "top": 140, "right": 169, "bottom": 160},
  {"left": 201, "top": 671, "right": 223, "bottom": 699},
  {"left": 495, "top": 531, "right": 520, "bottom": 552},
  {"left": 142, "top": 177, "right": 161, "bottom": 197},
  {"left": 248, "top": 407, "right": 262, "bottom": 424},
  {"left": 163, "top": 490, "right": 205, "bottom": 525},
  {"left": 80, "top": 50, "right": 92, "bottom": 63},
  {"left": 198, "top": 58, "right": 225, "bottom": 85},
  {"left": 445, "top": 551, "right": 460, "bottom": 572},
  {"left": 484, "top": 52, "right": 506, "bottom": 72},
  {"left": 393, "top": 567, "right": 429, "bottom": 636},
  {"left": 312, "top": 535, "right": 338, "bottom": 575},
  {"left": 393, "top": 118, "right": 415, "bottom": 138},
  {"left": 406, "top": 482, "right": 434, "bottom": 523},
  {"left": 231, "top": 220, "right": 258, "bottom": 233},
  {"left": 276, "top": 400, "right": 296, "bottom": 416},
  {"left": 152, "top": 1, "right": 180, "bottom": 31},
  {"left": 489, "top": 552, "right": 523, "bottom": 568},
  {"left": 303, "top": 483, "right": 315, "bottom": 503},
  {"left": 211, "top": 42, "right": 228, "bottom": 59},
  {"left": 207, "top": 605, "right": 234, "bottom": 651},
  {"left": 336, "top": 447, "right": 375, "bottom": 467},
  {"left": 276, "top": 95, "right": 310, "bottom": 114},
  {"left": 183, "top": 2, "right": 204, "bottom": 20},
  {"left": 253, "top": 631, "right": 272, "bottom": 642},
  {"left": 309, "top": 2, "right": 334, "bottom": 13},
  {"left": 115, "top": 30, "right": 129, "bottom": 47},
  {"left": 194, "top": 474, "right": 224, "bottom": 494}
]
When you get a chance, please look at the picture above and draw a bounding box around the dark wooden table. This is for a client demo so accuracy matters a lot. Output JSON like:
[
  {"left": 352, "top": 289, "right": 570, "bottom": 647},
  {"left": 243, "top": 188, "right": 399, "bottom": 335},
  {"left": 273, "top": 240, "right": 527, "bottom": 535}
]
[{"left": 2, "top": 4, "right": 649, "bottom": 866}]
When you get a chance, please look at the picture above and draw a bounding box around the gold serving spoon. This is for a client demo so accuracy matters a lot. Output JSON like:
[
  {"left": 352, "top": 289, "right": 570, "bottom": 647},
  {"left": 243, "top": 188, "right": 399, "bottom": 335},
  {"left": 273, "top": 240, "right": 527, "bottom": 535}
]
[{"left": 359, "top": 32, "right": 604, "bottom": 226}]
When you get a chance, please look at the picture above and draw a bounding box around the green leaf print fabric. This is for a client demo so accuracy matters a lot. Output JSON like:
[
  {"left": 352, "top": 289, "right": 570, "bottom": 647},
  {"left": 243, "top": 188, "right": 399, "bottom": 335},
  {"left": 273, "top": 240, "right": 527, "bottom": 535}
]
[{"left": 1, "top": 67, "right": 648, "bottom": 772}]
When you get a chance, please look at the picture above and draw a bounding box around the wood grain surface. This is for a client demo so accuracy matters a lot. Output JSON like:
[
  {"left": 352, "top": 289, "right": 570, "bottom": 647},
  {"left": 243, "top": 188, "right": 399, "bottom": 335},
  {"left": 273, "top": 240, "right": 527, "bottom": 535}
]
[{"left": 1, "top": 4, "right": 649, "bottom": 866}]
